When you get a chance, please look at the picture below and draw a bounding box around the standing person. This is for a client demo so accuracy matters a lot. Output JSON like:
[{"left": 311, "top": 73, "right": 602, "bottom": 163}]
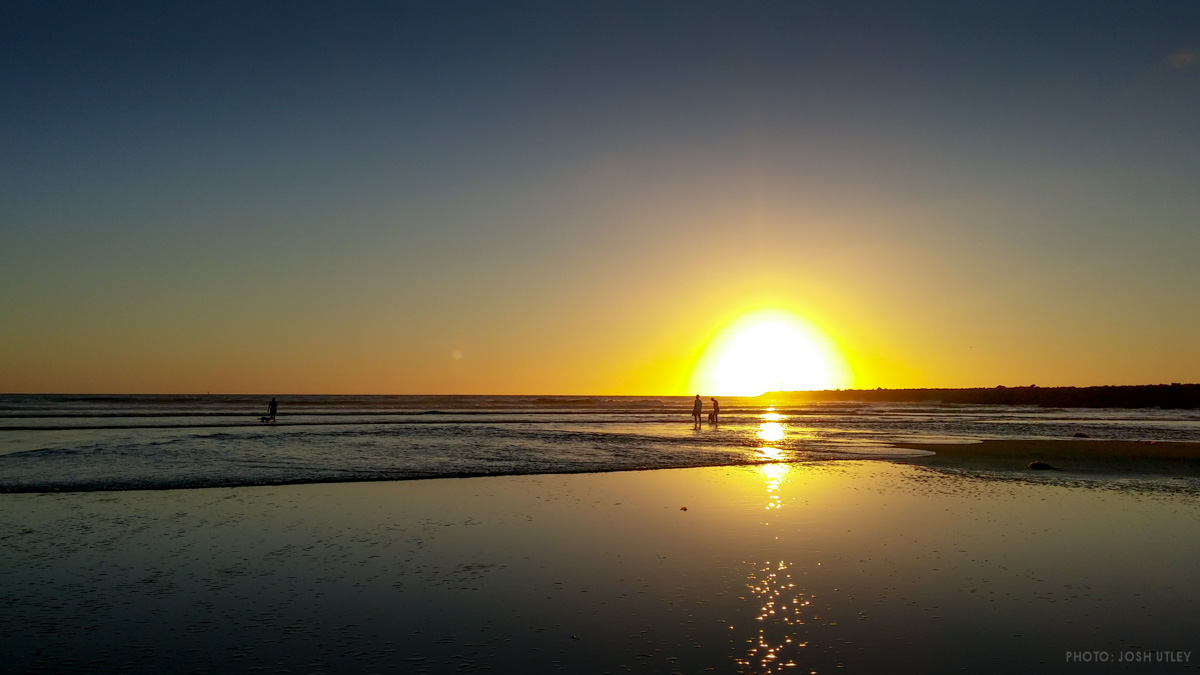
[
  {"left": 709, "top": 397, "right": 720, "bottom": 424},
  {"left": 268, "top": 397, "right": 278, "bottom": 422},
  {"left": 692, "top": 394, "right": 703, "bottom": 428}
]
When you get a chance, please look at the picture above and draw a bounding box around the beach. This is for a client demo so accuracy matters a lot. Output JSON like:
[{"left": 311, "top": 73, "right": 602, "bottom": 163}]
[
  {"left": 4, "top": 397, "right": 1200, "bottom": 672},
  {"left": 7, "top": 2, "right": 1200, "bottom": 671},
  {"left": 4, "top": 458, "right": 1199, "bottom": 674},
  {"left": 896, "top": 439, "right": 1200, "bottom": 478}
]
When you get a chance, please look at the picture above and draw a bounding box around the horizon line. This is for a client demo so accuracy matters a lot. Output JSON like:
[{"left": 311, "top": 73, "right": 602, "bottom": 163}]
[{"left": 3, "top": 383, "right": 1197, "bottom": 398}]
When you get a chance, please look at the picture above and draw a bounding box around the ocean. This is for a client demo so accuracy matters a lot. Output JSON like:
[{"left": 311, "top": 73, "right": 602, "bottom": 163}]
[
  {"left": 5, "top": 394, "right": 1200, "bottom": 673},
  {"left": 2, "top": 394, "right": 1199, "bottom": 493}
]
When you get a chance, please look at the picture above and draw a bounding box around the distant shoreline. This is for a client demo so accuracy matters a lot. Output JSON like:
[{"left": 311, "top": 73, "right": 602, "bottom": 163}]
[{"left": 761, "top": 384, "right": 1200, "bottom": 409}]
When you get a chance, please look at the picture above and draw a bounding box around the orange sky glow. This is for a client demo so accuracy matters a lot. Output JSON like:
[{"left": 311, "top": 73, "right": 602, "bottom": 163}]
[{"left": 3, "top": 5, "right": 1198, "bottom": 395}]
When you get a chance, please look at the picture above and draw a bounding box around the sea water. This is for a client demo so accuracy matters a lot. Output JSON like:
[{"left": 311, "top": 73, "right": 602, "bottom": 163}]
[
  {"left": 1, "top": 394, "right": 1199, "bottom": 492},
  {"left": 3, "top": 462, "right": 1199, "bottom": 673},
  {"left": 4, "top": 397, "right": 1200, "bottom": 673}
]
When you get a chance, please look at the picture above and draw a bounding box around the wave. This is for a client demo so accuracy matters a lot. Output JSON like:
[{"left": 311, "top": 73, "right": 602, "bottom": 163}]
[
  {"left": 0, "top": 423, "right": 837, "bottom": 493},
  {"left": 3, "top": 396, "right": 1199, "bottom": 494}
]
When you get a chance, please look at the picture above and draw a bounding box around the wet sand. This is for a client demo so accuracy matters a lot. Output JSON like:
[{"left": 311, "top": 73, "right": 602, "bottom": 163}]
[
  {"left": 2, "top": 462, "right": 1198, "bottom": 673},
  {"left": 894, "top": 439, "right": 1200, "bottom": 477}
]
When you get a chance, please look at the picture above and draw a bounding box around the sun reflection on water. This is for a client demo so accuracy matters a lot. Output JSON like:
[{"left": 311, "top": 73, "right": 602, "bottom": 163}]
[
  {"left": 757, "top": 422, "right": 786, "bottom": 443},
  {"left": 756, "top": 462, "right": 791, "bottom": 510},
  {"left": 757, "top": 447, "right": 784, "bottom": 462},
  {"left": 735, "top": 560, "right": 816, "bottom": 673},
  {"left": 756, "top": 408, "right": 789, "bottom": 446}
]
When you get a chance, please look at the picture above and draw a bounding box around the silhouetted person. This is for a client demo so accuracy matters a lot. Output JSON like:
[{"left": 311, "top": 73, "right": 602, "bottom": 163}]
[
  {"left": 708, "top": 397, "right": 719, "bottom": 424},
  {"left": 268, "top": 397, "right": 277, "bottom": 422},
  {"left": 692, "top": 395, "right": 703, "bottom": 428}
]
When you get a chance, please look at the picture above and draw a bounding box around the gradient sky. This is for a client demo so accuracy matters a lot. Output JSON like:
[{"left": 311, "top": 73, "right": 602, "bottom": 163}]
[{"left": 2, "top": 1, "right": 1198, "bottom": 394}]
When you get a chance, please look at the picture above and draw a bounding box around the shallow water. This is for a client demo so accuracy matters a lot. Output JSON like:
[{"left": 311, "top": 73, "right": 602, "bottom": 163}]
[
  {"left": 2, "top": 462, "right": 1197, "bottom": 673},
  {"left": 2, "top": 395, "right": 1199, "bottom": 492}
]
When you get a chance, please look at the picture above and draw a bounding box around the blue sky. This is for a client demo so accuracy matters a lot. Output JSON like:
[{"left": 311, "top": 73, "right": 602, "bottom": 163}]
[{"left": 2, "top": 1, "right": 1198, "bottom": 393}]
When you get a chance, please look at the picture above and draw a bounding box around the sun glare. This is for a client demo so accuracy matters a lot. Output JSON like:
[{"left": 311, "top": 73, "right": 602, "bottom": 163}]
[{"left": 688, "top": 310, "right": 850, "bottom": 396}]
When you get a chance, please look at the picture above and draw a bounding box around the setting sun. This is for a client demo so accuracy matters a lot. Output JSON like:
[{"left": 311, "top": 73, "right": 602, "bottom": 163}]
[{"left": 688, "top": 310, "right": 851, "bottom": 396}]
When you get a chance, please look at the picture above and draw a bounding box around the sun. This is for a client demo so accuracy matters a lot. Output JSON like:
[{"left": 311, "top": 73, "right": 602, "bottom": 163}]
[{"left": 688, "top": 310, "right": 850, "bottom": 396}]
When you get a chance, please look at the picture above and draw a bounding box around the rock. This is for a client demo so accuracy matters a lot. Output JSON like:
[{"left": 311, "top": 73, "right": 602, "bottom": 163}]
[
  {"left": 1027, "top": 461, "right": 1058, "bottom": 470},
  {"left": 679, "top": 506, "right": 688, "bottom": 511},
  {"left": 1072, "top": 432, "right": 1089, "bottom": 438}
]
